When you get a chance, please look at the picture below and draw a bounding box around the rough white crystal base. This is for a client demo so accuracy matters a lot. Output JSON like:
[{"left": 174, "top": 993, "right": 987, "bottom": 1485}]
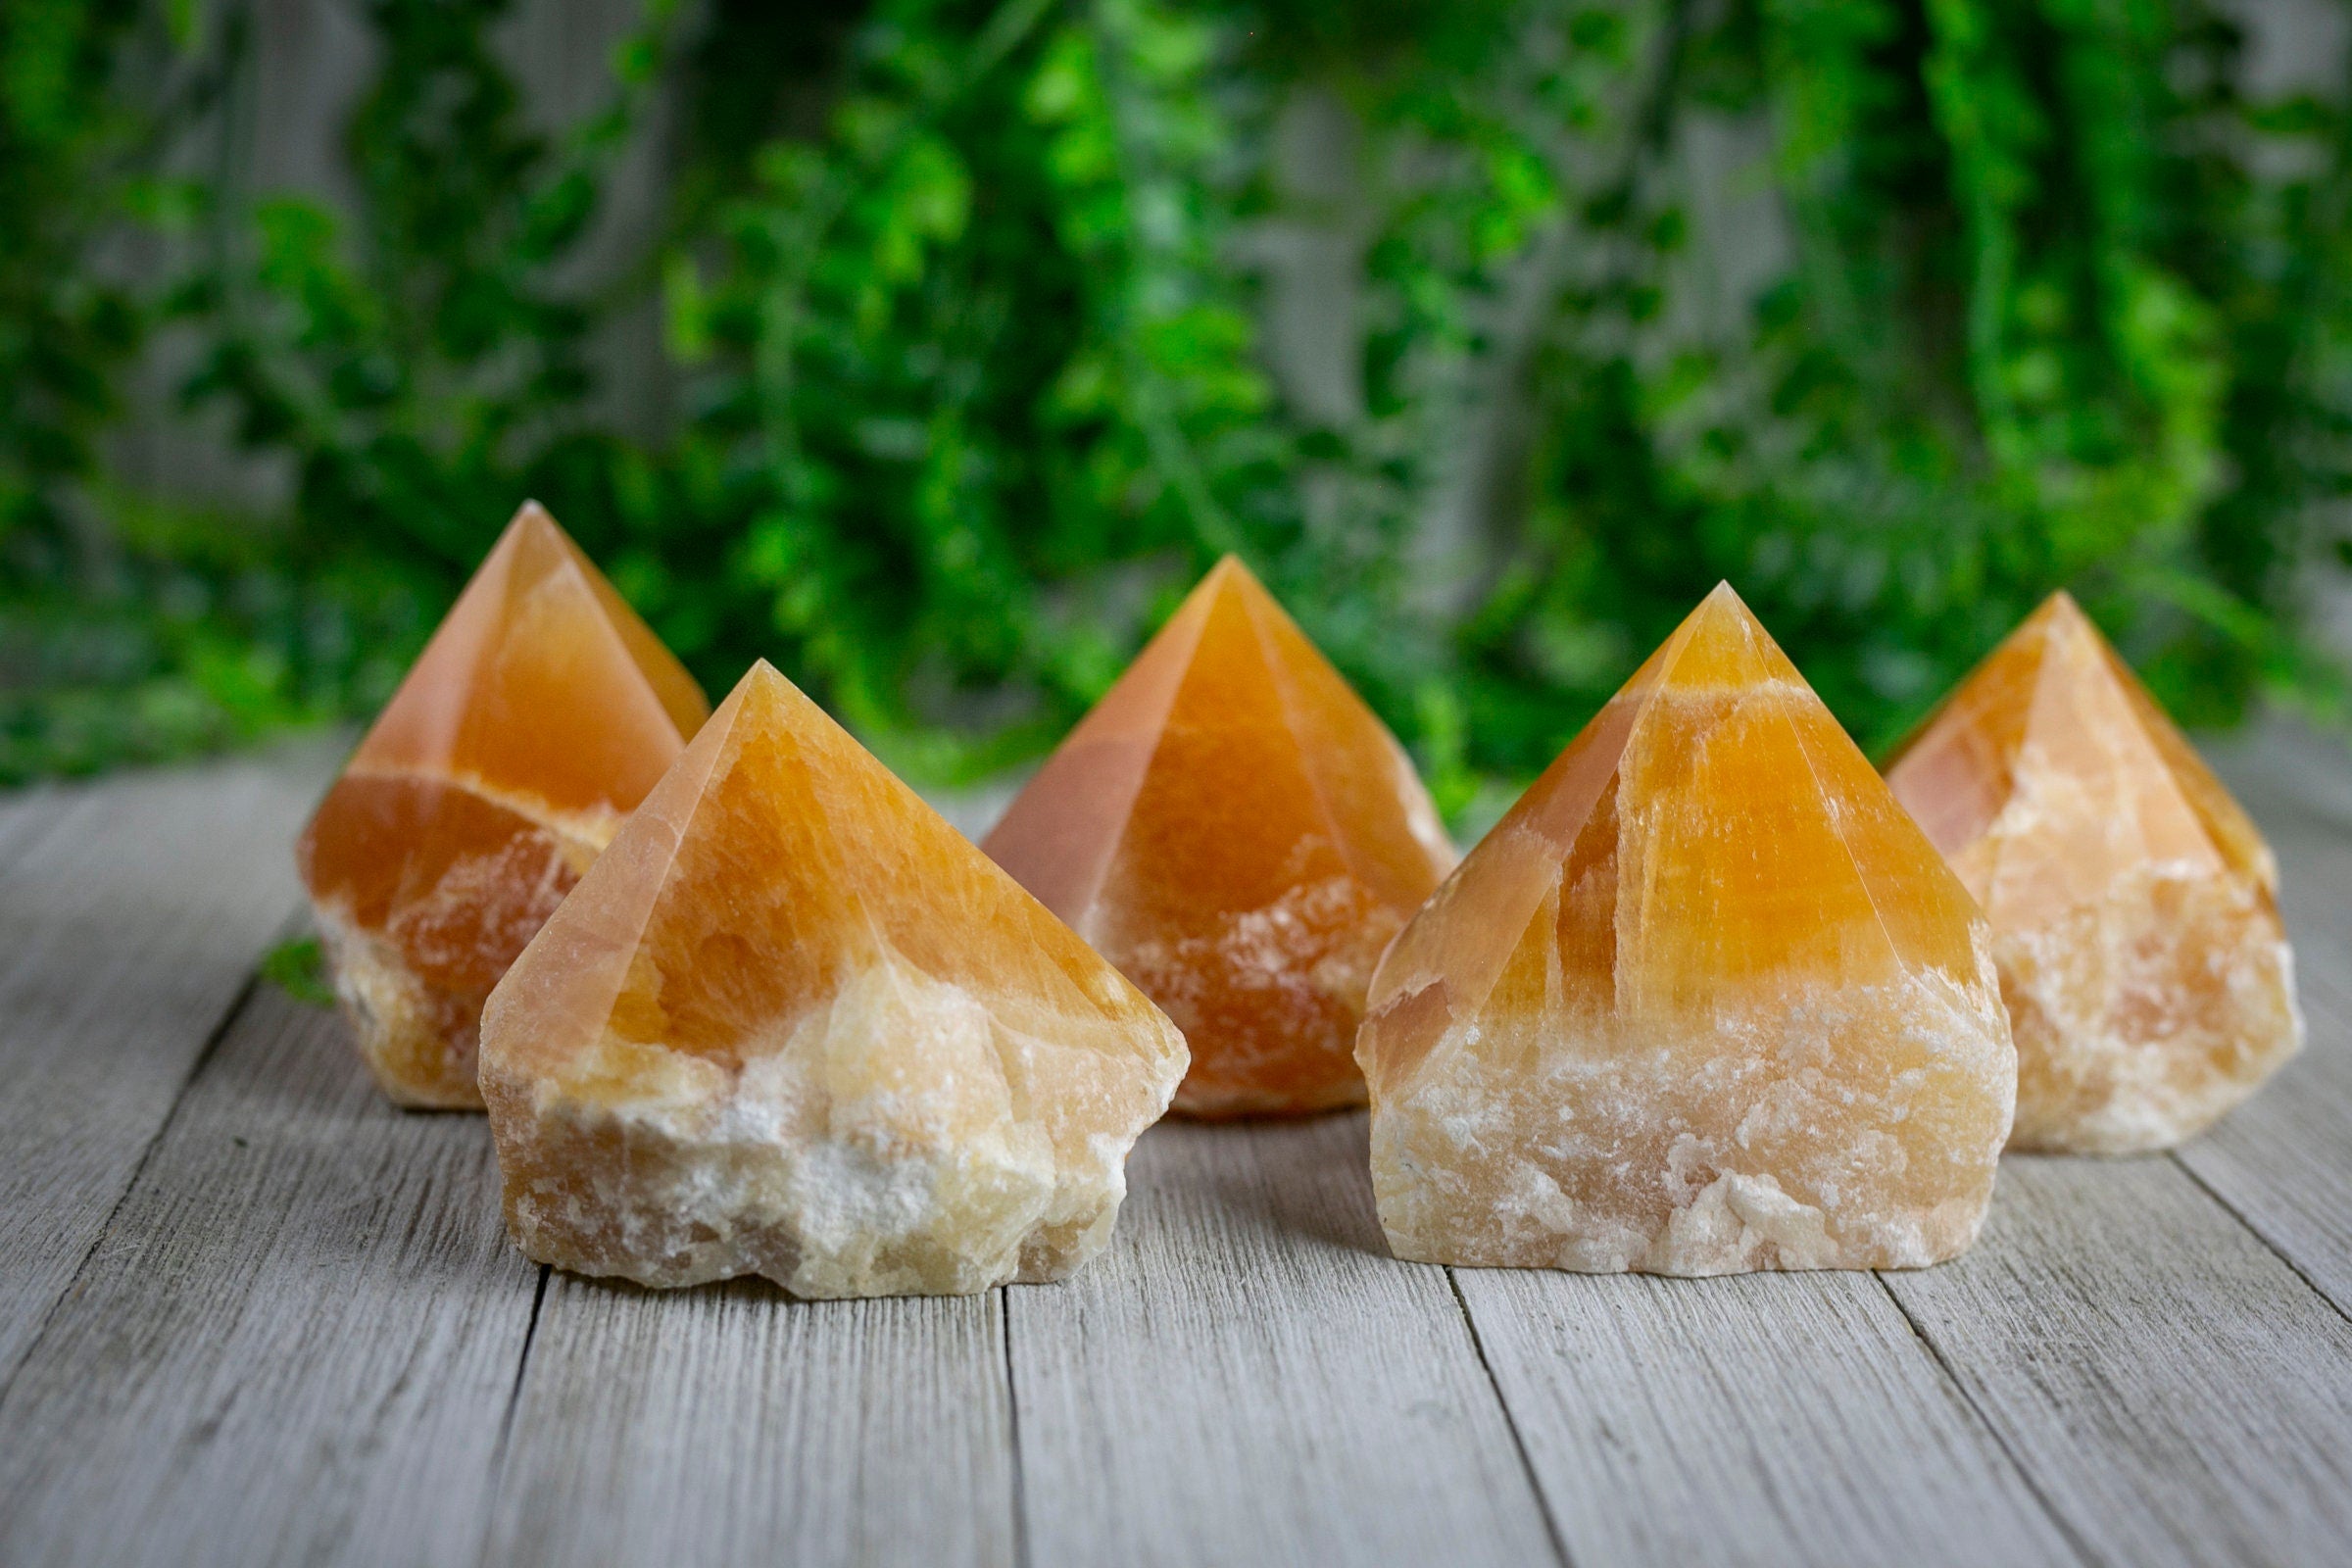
[
  {"left": 485, "top": 961, "right": 1172, "bottom": 1297},
  {"left": 1998, "top": 864, "right": 2304, "bottom": 1153},
  {"left": 1366, "top": 971, "right": 2015, "bottom": 1275},
  {"left": 317, "top": 909, "right": 483, "bottom": 1110}
]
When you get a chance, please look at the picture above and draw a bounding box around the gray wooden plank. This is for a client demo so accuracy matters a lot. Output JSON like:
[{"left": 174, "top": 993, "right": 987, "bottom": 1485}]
[
  {"left": 1452, "top": 1266, "right": 2082, "bottom": 1568},
  {"left": 487, "top": 1279, "right": 1014, "bottom": 1568},
  {"left": 0, "top": 983, "right": 536, "bottom": 1568},
  {"left": 2158, "top": 729, "right": 2352, "bottom": 1315},
  {"left": 2174, "top": 961, "right": 2352, "bottom": 1317},
  {"left": 0, "top": 745, "right": 333, "bottom": 1385},
  {"left": 2206, "top": 723, "right": 2352, "bottom": 980},
  {"left": 1007, "top": 1113, "right": 1564, "bottom": 1568},
  {"left": 0, "top": 781, "right": 72, "bottom": 871},
  {"left": 1882, "top": 1154, "right": 2352, "bottom": 1568}
]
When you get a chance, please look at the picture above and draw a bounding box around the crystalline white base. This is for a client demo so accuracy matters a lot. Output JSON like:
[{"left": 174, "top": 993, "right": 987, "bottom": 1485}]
[
  {"left": 1996, "top": 864, "right": 2304, "bottom": 1154},
  {"left": 1366, "top": 971, "right": 2015, "bottom": 1275},
  {"left": 486, "top": 961, "right": 1173, "bottom": 1298},
  {"left": 1108, "top": 874, "right": 1394, "bottom": 1118},
  {"left": 315, "top": 908, "right": 484, "bottom": 1110}
]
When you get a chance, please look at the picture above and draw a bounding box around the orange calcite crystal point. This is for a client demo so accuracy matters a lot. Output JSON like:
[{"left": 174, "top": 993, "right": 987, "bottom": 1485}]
[
  {"left": 1885, "top": 593, "right": 2302, "bottom": 1152},
  {"left": 478, "top": 662, "right": 1189, "bottom": 1297},
  {"left": 297, "top": 503, "right": 709, "bottom": 1108},
  {"left": 983, "top": 557, "right": 1456, "bottom": 1118},
  {"left": 1356, "top": 585, "right": 2015, "bottom": 1274}
]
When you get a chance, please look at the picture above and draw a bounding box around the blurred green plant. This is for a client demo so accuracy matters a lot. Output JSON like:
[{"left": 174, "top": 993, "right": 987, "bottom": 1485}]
[
  {"left": 3, "top": 0, "right": 2351, "bottom": 795},
  {"left": 260, "top": 934, "right": 334, "bottom": 1007}
]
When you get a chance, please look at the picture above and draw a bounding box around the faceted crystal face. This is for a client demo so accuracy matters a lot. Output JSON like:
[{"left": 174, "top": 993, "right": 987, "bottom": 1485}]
[
  {"left": 1356, "top": 585, "right": 2015, "bottom": 1274},
  {"left": 983, "top": 557, "right": 1456, "bottom": 1117},
  {"left": 1886, "top": 592, "right": 2302, "bottom": 1152},
  {"left": 479, "top": 662, "right": 1190, "bottom": 1298},
  {"left": 297, "top": 503, "right": 709, "bottom": 1108}
]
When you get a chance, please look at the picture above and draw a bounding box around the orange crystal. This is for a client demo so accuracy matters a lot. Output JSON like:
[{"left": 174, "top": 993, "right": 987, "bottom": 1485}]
[
  {"left": 982, "top": 557, "right": 1456, "bottom": 1118},
  {"left": 1885, "top": 592, "right": 2302, "bottom": 1152},
  {"left": 296, "top": 502, "right": 709, "bottom": 1108},
  {"left": 1356, "top": 585, "right": 2015, "bottom": 1273},
  {"left": 478, "top": 662, "right": 1189, "bottom": 1297}
]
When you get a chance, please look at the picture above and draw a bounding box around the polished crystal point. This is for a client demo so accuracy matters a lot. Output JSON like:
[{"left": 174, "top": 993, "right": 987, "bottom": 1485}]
[
  {"left": 1886, "top": 592, "right": 2302, "bottom": 1152},
  {"left": 296, "top": 503, "right": 709, "bottom": 1107},
  {"left": 479, "top": 661, "right": 1189, "bottom": 1297},
  {"left": 1356, "top": 584, "right": 2014, "bottom": 1273},
  {"left": 983, "top": 556, "right": 1456, "bottom": 1117}
]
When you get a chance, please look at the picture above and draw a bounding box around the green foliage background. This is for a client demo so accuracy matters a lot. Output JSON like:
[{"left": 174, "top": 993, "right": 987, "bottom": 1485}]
[{"left": 5, "top": 0, "right": 2352, "bottom": 807}]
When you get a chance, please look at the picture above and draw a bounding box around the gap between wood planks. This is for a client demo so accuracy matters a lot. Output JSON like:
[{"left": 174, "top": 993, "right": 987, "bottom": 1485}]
[
  {"left": 5, "top": 730, "right": 2352, "bottom": 1568},
  {"left": 0, "top": 956, "right": 269, "bottom": 1399},
  {"left": 1000, "top": 1287, "right": 1032, "bottom": 1568},
  {"left": 1445, "top": 1265, "right": 1574, "bottom": 1568},
  {"left": 0, "top": 744, "right": 340, "bottom": 1397},
  {"left": 1870, "top": 1274, "right": 2104, "bottom": 1568},
  {"left": 2172, "top": 1102, "right": 2352, "bottom": 1334},
  {"left": 486, "top": 1265, "right": 555, "bottom": 1494}
]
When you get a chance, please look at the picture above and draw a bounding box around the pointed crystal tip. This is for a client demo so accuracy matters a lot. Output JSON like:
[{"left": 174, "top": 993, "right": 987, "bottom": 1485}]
[
  {"left": 1886, "top": 594, "right": 2300, "bottom": 1152},
  {"left": 480, "top": 659, "right": 1188, "bottom": 1297},
  {"left": 984, "top": 557, "right": 1455, "bottom": 1117},
  {"left": 296, "top": 504, "right": 709, "bottom": 1108},
  {"left": 1355, "top": 586, "right": 2014, "bottom": 1274}
]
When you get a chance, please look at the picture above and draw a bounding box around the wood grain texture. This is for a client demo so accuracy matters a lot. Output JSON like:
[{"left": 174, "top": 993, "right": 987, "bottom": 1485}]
[
  {"left": 0, "top": 781, "right": 70, "bottom": 872},
  {"left": 1883, "top": 1154, "right": 2352, "bottom": 1568},
  {"left": 1453, "top": 1266, "right": 2082, "bottom": 1568},
  {"left": 5, "top": 731, "right": 2352, "bottom": 1567},
  {"left": 0, "top": 985, "right": 537, "bottom": 1568},
  {"left": 2184, "top": 730, "right": 2352, "bottom": 1314},
  {"left": 2174, "top": 962, "right": 2352, "bottom": 1317},
  {"left": 488, "top": 1279, "right": 1014, "bottom": 1568},
  {"left": 0, "top": 746, "right": 332, "bottom": 1385},
  {"left": 1007, "top": 1113, "right": 1563, "bottom": 1568}
]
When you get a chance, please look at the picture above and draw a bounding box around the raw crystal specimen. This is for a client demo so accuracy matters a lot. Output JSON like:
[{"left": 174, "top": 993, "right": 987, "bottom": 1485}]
[
  {"left": 1356, "top": 585, "right": 2015, "bottom": 1274},
  {"left": 297, "top": 503, "right": 709, "bottom": 1108},
  {"left": 1885, "top": 592, "right": 2302, "bottom": 1152},
  {"left": 983, "top": 557, "right": 1456, "bottom": 1117},
  {"left": 478, "top": 662, "right": 1189, "bottom": 1297}
]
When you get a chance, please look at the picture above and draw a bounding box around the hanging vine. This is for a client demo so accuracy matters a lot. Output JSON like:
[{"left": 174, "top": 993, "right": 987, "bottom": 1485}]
[{"left": 4, "top": 0, "right": 2350, "bottom": 786}]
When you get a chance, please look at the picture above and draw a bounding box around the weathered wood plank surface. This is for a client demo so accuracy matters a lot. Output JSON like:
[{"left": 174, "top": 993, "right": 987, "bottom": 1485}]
[
  {"left": 0, "top": 780, "right": 69, "bottom": 872},
  {"left": 1006, "top": 1114, "right": 1564, "bottom": 1568},
  {"left": 2, "top": 725, "right": 2351, "bottom": 1567},
  {"left": 0, "top": 985, "right": 536, "bottom": 1568},
  {"left": 0, "top": 746, "right": 332, "bottom": 1386},
  {"left": 1883, "top": 1154, "right": 2352, "bottom": 1568},
  {"left": 2186, "top": 730, "right": 2352, "bottom": 1316},
  {"left": 489, "top": 1280, "right": 1015, "bottom": 1568},
  {"left": 1452, "top": 1266, "right": 2083, "bottom": 1568}
]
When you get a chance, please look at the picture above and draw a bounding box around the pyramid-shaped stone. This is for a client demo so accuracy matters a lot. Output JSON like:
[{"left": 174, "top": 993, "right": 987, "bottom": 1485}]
[
  {"left": 1356, "top": 585, "right": 2014, "bottom": 1274},
  {"left": 983, "top": 557, "right": 1456, "bottom": 1117},
  {"left": 298, "top": 502, "right": 709, "bottom": 1108},
  {"left": 1886, "top": 592, "right": 2301, "bottom": 1152},
  {"left": 480, "top": 662, "right": 1189, "bottom": 1297}
]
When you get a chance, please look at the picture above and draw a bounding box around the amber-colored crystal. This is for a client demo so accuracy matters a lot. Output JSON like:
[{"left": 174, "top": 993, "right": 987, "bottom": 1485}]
[
  {"left": 296, "top": 503, "right": 709, "bottom": 1108},
  {"left": 1885, "top": 593, "right": 2301, "bottom": 1152},
  {"left": 1356, "top": 585, "right": 2014, "bottom": 1274},
  {"left": 983, "top": 557, "right": 1456, "bottom": 1118},
  {"left": 478, "top": 662, "right": 1189, "bottom": 1297}
]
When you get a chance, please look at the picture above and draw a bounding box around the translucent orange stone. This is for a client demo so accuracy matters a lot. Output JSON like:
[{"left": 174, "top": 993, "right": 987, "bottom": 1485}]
[
  {"left": 479, "top": 662, "right": 1189, "bottom": 1297},
  {"left": 983, "top": 557, "right": 1456, "bottom": 1118},
  {"left": 1356, "top": 585, "right": 2014, "bottom": 1273},
  {"left": 1885, "top": 592, "right": 2302, "bottom": 1152},
  {"left": 296, "top": 503, "right": 709, "bottom": 1108}
]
